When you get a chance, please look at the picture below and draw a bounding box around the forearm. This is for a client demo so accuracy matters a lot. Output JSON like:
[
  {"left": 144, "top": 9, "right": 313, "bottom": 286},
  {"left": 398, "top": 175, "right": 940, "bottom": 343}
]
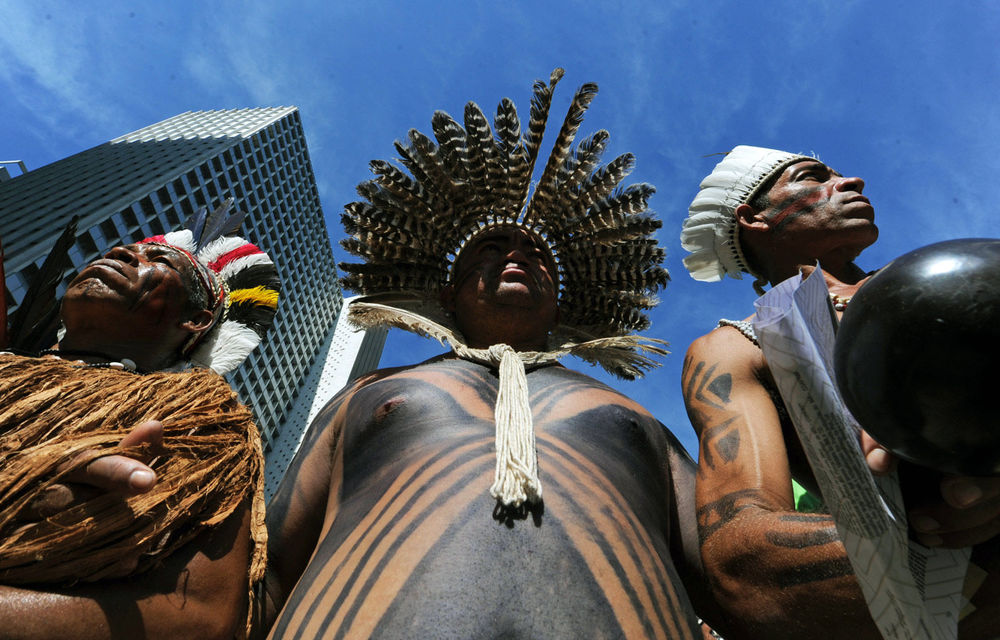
[
  {"left": 699, "top": 501, "right": 880, "bottom": 640},
  {"left": 0, "top": 505, "right": 252, "bottom": 640},
  {"left": 0, "top": 581, "right": 229, "bottom": 640}
]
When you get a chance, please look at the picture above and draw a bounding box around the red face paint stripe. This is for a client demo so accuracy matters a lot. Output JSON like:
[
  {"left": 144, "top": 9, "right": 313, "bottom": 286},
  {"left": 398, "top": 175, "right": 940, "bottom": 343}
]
[{"left": 767, "top": 189, "right": 822, "bottom": 228}]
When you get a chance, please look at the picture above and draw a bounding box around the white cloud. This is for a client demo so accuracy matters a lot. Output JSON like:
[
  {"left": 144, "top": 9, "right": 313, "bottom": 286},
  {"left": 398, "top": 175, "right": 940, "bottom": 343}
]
[{"left": 0, "top": 5, "right": 135, "bottom": 145}]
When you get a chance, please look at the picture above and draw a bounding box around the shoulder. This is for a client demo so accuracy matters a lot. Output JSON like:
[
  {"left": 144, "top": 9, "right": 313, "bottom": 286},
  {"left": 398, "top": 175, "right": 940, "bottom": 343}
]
[{"left": 686, "top": 316, "right": 766, "bottom": 378}]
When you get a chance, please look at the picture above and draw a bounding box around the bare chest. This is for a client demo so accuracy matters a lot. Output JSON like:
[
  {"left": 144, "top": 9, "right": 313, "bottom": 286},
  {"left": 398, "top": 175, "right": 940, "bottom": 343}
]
[{"left": 269, "top": 362, "right": 698, "bottom": 639}]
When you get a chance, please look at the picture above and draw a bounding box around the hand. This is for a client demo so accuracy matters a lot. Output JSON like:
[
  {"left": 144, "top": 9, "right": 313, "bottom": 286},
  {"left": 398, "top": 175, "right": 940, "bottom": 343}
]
[
  {"left": 860, "top": 430, "right": 1000, "bottom": 548},
  {"left": 908, "top": 475, "right": 1000, "bottom": 548},
  {"left": 24, "top": 420, "right": 164, "bottom": 519}
]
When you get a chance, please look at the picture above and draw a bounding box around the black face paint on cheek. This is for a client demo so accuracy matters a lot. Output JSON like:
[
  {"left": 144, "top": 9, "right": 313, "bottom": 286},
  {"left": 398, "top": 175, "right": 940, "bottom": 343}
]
[{"left": 767, "top": 186, "right": 824, "bottom": 232}]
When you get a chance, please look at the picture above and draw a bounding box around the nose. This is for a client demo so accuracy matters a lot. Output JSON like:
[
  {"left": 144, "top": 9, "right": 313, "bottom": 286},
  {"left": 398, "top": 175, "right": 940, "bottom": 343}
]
[
  {"left": 104, "top": 245, "right": 141, "bottom": 265},
  {"left": 505, "top": 245, "right": 529, "bottom": 263},
  {"left": 835, "top": 175, "right": 865, "bottom": 193}
]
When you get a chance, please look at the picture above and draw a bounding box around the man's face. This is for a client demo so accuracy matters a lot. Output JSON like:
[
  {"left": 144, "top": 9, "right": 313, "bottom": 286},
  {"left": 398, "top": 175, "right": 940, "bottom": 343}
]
[
  {"left": 61, "top": 243, "right": 202, "bottom": 343},
  {"left": 759, "top": 159, "right": 878, "bottom": 248},
  {"left": 446, "top": 226, "right": 560, "bottom": 333}
]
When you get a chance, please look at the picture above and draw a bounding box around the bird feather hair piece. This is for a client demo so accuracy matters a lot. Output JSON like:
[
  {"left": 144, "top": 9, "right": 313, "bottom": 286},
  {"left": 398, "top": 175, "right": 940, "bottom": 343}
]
[
  {"left": 6, "top": 216, "right": 79, "bottom": 353},
  {"left": 339, "top": 68, "right": 670, "bottom": 376}
]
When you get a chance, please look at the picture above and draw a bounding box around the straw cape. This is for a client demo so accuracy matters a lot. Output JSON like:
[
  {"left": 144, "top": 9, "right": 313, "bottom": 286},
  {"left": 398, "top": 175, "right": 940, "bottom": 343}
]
[
  {"left": 0, "top": 355, "right": 265, "bottom": 632},
  {"left": 340, "top": 68, "right": 671, "bottom": 506}
]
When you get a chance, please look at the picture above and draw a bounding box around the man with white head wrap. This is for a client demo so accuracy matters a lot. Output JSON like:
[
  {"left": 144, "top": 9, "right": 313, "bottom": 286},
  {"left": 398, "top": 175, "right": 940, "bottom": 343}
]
[
  {"left": 261, "top": 70, "right": 727, "bottom": 639},
  {"left": 680, "top": 146, "right": 1000, "bottom": 639}
]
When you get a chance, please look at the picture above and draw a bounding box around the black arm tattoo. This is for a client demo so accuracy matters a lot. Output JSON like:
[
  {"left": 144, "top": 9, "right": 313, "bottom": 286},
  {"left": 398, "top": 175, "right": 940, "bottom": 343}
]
[
  {"left": 682, "top": 355, "right": 741, "bottom": 470},
  {"left": 696, "top": 489, "right": 762, "bottom": 543},
  {"left": 764, "top": 516, "right": 840, "bottom": 549}
]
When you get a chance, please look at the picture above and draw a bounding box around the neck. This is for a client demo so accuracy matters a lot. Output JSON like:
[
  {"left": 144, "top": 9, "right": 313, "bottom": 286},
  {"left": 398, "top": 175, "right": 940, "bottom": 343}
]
[
  {"left": 461, "top": 331, "right": 550, "bottom": 352},
  {"left": 767, "top": 256, "right": 868, "bottom": 289},
  {"left": 458, "top": 319, "right": 551, "bottom": 352},
  {"left": 57, "top": 335, "right": 177, "bottom": 372},
  {"left": 797, "top": 263, "right": 871, "bottom": 299},
  {"left": 454, "top": 305, "right": 554, "bottom": 353}
]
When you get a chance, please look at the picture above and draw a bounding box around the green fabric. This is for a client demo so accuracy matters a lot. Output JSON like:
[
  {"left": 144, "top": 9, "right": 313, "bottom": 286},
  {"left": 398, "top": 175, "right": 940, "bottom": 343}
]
[{"left": 792, "top": 478, "right": 825, "bottom": 513}]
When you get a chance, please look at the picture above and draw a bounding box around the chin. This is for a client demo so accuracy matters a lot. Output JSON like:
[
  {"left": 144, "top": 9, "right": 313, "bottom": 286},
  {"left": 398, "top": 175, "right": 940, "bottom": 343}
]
[{"left": 861, "top": 224, "right": 879, "bottom": 247}]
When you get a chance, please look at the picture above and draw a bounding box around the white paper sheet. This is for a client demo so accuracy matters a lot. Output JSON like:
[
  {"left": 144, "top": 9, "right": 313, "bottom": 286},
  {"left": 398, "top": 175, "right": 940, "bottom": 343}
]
[{"left": 753, "top": 267, "right": 969, "bottom": 640}]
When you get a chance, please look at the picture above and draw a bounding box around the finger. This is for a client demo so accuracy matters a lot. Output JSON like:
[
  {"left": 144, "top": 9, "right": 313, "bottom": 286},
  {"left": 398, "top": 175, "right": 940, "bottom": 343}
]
[
  {"left": 910, "top": 495, "right": 1000, "bottom": 543},
  {"left": 64, "top": 455, "right": 156, "bottom": 496},
  {"left": 913, "top": 514, "right": 1000, "bottom": 549},
  {"left": 23, "top": 483, "right": 102, "bottom": 520},
  {"left": 941, "top": 476, "right": 1000, "bottom": 510},
  {"left": 859, "top": 430, "right": 895, "bottom": 475},
  {"left": 117, "top": 420, "right": 165, "bottom": 462},
  {"left": 26, "top": 484, "right": 74, "bottom": 519}
]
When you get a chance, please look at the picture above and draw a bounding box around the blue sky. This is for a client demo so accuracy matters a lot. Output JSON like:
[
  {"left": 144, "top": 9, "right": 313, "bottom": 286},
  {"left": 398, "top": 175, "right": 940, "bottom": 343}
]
[{"left": 2, "top": 1, "right": 998, "bottom": 457}]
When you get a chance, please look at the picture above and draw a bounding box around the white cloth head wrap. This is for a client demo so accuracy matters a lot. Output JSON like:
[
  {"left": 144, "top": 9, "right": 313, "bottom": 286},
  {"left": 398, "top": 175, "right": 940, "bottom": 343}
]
[{"left": 681, "top": 145, "right": 809, "bottom": 281}]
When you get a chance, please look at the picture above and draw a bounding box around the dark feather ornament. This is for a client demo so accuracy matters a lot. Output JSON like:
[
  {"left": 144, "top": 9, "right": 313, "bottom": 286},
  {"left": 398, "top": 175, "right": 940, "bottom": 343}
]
[
  {"left": 6, "top": 216, "right": 79, "bottom": 353},
  {"left": 339, "top": 68, "right": 670, "bottom": 373}
]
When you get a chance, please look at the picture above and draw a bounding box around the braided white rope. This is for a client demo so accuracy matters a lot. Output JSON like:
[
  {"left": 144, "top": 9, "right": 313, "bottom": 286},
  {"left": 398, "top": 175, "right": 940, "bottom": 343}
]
[
  {"left": 485, "top": 344, "right": 542, "bottom": 506},
  {"left": 347, "top": 300, "right": 668, "bottom": 507}
]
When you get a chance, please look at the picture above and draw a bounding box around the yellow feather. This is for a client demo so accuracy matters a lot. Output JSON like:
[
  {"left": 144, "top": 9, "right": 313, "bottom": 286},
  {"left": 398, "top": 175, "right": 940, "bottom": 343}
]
[{"left": 229, "top": 286, "right": 279, "bottom": 308}]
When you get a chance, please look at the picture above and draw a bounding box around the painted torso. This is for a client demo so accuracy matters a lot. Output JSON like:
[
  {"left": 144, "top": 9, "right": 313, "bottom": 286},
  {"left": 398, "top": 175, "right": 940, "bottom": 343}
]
[{"left": 268, "top": 357, "right": 701, "bottom": 639}]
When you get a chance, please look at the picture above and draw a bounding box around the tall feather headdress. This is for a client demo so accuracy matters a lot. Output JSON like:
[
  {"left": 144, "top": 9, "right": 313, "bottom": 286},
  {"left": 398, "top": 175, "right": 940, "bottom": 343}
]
[
  {"left": 340, "top": 68, "right": 670, "bottom": 379},
  {"left": 340, "top": 69, "right": 672, "bottom": 508}
]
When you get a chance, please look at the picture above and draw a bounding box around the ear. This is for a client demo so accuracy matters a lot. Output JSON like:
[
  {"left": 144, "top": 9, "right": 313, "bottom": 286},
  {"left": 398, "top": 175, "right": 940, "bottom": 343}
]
[
  {"left": 735, "top": 203, "right": 771, "bottom": 232},
  {"left": 439, "top": 284, "right": 456, "bottom": 313},
  {"left": 180, "top": 309, "right": 215, "bottom": 334}
]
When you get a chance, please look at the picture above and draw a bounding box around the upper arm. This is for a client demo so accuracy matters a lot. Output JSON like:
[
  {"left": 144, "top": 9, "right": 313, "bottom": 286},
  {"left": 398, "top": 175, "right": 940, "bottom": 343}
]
[
  {"left": 681, "top": 327, "right": 795, "bottom": 535},
  {"left": 663, "top": 425, "right": 729, "bottom": 629},
  {"left": 681, "top": 328, "right": 880, "bottom": 639},
  {"left": 261, "top": 383, "right": 357, "bottom": 629}
]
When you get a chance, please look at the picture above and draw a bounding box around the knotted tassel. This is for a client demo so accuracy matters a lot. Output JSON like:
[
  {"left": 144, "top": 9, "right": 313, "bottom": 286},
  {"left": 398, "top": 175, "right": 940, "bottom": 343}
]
[
  {"left": 487, "top": 344, "right": 542, "bottom": 506},
  {"left": 347, "top": 301, "right": 669, "bottom": 508}
]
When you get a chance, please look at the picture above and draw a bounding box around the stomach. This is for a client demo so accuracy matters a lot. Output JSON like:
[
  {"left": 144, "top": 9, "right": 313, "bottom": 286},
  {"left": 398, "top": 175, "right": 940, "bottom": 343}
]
[{"left": 272, "top": 431, "right": 700, "bottom": 639}]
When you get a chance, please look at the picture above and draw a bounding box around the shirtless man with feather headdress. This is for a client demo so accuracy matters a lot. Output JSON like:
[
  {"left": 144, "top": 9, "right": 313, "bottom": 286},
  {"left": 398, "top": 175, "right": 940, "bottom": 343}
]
[{"left": 261, "top": 70, "right": 725, "bottom": 640}]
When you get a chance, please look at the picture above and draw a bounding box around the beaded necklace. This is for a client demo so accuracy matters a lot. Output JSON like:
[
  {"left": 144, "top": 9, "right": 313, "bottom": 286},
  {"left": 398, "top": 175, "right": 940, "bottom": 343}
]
[
  {"left": 36, "top": 348, "right": 139, "bottom": 373},
  {"left": 830, "top": 293, "right": 851, "bottom": 312}
]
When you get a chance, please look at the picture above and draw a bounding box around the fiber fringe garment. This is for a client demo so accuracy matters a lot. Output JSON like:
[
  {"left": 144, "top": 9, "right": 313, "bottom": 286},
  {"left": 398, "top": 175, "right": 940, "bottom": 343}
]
[{"left": 0, "top": 355, "right": 265, "bottom": 635}]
